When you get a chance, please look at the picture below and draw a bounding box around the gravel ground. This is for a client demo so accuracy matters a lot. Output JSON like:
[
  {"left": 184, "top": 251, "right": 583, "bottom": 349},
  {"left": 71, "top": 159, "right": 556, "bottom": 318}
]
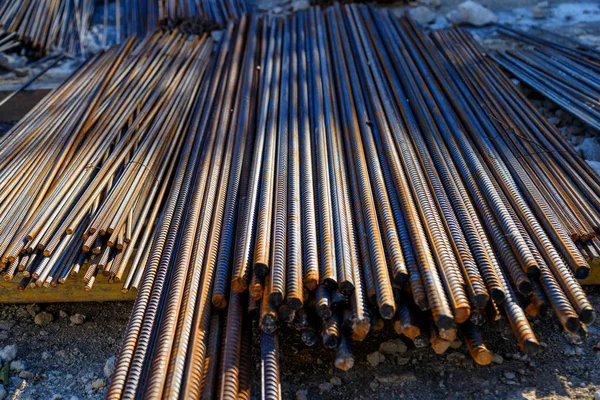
[{"left": 0, "top": 288, "right": 599, "bottom": 399}]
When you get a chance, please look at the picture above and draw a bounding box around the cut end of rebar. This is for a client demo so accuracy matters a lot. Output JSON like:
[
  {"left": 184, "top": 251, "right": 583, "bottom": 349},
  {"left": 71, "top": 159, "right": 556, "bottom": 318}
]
[
  {"left": 232, "top": 277, "right": 249, "bottom": 293},
  {"left": 403, "top": 325, "right": 421, "bottom": 340},
  {"left": 379, "top": 303, "right": 395, "bottom": 320},
  {"left": 564, "top": 316, "right": 581, "bottom": 334},
  {"left": 317, "top": 305, "right": 332, "bottom": 320},
  {"left": 454, "top": 307, "right": 471, "bottom": 324},
  {"left": 579, "top": 308, "right": 595, "bottom": 325},
  {"left": 268, "top": 291, "right": 283, "bottom": 308},
  {"left": 517, "top": 281, "right": 533, "bottom": 296},
  {"left": 523, "top": 338, "right": 541, "bottom": 355},
  {"left": 339, "top": 281, "right": 355, "bottom": 296},
  {"left": 322, "top": 277, "right": 338, "bottom": 291},
  {"left": 255, "top": 262, "right": 269, "bottom": 277},
  {"left": 473, "top": 293, "right": 490, "bottom": 309},
  {"left": 472, "top": 349, "right": 493, "bottom": 366},
  {"left": 287, "top": 297, "right": 303, "bottom": 311},
  {"left": 351, "top": 320, "right": 370, "bottom": 342},
  {"left": 574, "top": 266, "right": 590, "bottom": 280},
  {"left": 301, "top": 330, "right": 317, "bottom": 346},
  {"left": 393, "top": 271, "right": 409, "bottom": 287},
  {"left": 490, "top": 288, "right": 506, "bottom": 304},
  {"left": 436, "top": 314, "right": 455, "bottom": 330},
  {"left": 304, "top": 277, "right": 318, "bottom": 291},
  {"left": 212, "top": 294, "right": 228, "bottom": 310},
  {"left": 324, "top": 335, "right": 340, "bottom": 350}
]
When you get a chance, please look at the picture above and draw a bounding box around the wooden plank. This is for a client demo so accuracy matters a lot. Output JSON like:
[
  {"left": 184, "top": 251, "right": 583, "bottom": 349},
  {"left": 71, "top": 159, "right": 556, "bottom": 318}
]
[
  {"left": 580, "top": 263, "right": 600, "bottom": 286},
  {"left": 0, "top": 272, "right": 136, "bottom": 304}
]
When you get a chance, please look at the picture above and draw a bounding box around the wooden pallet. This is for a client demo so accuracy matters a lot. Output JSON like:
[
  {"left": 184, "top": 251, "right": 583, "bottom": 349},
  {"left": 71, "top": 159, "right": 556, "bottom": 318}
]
[{"left": 0, "top": 272, "right": 137, "bottom": 304}]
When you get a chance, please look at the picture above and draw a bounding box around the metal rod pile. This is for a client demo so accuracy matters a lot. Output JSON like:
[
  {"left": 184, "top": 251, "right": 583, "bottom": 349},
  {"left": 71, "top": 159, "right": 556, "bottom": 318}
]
[
  {"left": 2, "top": 4, "right": 599, "bottom": 399},
  {"left": 158, "top": 0, "right": 252, "bottom": 27},
  {"left": 0, "top": 0, "right": 94, "bottom": 56},
  {"left": 493, "top": 25, "right": 600, "bottom": 130},
  {"left": 114, "top": 0, "right": 160, "bottom": 44},
  {"left": 0, "top": 31, "right": 214, "bottom": 293}
]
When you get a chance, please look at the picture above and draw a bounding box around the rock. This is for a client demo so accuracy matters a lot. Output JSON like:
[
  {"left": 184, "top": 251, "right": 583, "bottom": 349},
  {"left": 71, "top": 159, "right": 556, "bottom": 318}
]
[
  {"left": 446, "top": 1, "right": 498, "bottom": 26},
  {"left": 104, "top": 355, "right": 117, "bottom": 378},
  {"left": 91, "top": 378, "right": 106, "bottom": 390},
  {"left": 546, "top": 116, "right": 560, "bottom": 125},
  {"left": 296, "top": 389, "right": 308, "bottom": 400},
  {"left": 318, "top": 382, "right": 333, "bottom": 393},
  {"left": 492, "top": 354, "right": 504, "bottom": 364},
  {"left": 0, "top": 320, "right": 15, "bottom": 330},
  {"left": 449, "top": 339, "right": 462, "bottom": 349},
  {"left": 418, "top": 0, "right": 441, "bottom": 9},
  {"left": 211, "top": 30, "right": 223, "bottom": 43},
  {"left": 379, "top": 339, "right": 408, "bottom": 355},
  {"left": 26, "top": 304, "right": 40, "bottom": 317},
  {"left": 531, "top": 6, "right": 547, "bottom": 19},
  {"left": 369, "top": 381, "right": 379, "bottom": 391},
  {"left": 593, "top": 342, "right": 600, "bottom": 352},
  {"left": 42, "top": 351, "right": 51, "bottom": 360},
  {"left": 595, "top": 390, "right": 600, "bottom": 400},
  {"left": 504, "top": 372, "right": 516, "bottom": 380},
  {"left": 10, "top": 360, "right": 25, "bottom": 372},
  {"left": 0, "top": 344, "right": 17, "bottom": 362},
  {"left": 367, "top": 351, "right": 386, "bottom": 367},
  {"left": 446, "top": 352, "right": 465, "bottom": 362},
  {"left": 395, "top": 356, "right": 410, "bottom": 366},
  {"left": 330, "top": 376, "right": 342, "bottom": 386},
  {"left": 70, "top": 313, "right": 86, "bottom": 325},
  {"left": 291, "top": 0, "right": 309, "bottom": 11},
  {"left": 0, "top": 52, "right": 27, "bottom": 71},
  {"left": 0, "top": 385, "right": 6, "bottom": 400},
  {"left": 59, "top": 310, "right": 69, "bottom": 319},
  {"left": 408, "top": 6, "right": 437, "bottom": 25},
  {"left": 14, "top": 68, "right": 30, "bottom": 78},
  {"left": 377, "top": 373, "right": 417, "bottom": 386},
  {"left": 587, "top": 160, "right": 600, "bottom": 176},
  {"left": 577, "top": 138, "right": 600, "bottom": 161},
  {"left": 19, "top": 370, "right": 36, "bottom": 379},
  {"left": 0, "top": 331, "right": 8, "bottom": 341},
  {"left": 34, "top": 312, "right": 53, "bottom": 327}
]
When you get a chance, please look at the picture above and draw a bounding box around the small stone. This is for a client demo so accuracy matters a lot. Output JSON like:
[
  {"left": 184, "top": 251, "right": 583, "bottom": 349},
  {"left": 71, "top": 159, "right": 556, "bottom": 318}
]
[
  {"left": 367, "top": 351, "right": 386, "bottom": 367},
  {"left": 104, "top": 355, "right": 117, "bottom": 378},
  {"left": 0, "top": 344, "right": 17, "bottom": 362},
  {"left": 408, "top": 6, "right": 437, "bottom": 25},
  {"left": 0, "top": 385, "right": 6, "bottom": 400},
  {"left": 577, "top": 138, "right": 600, "bottom": 162},
  {"left": 296, "top": 389, "right": 308, "bottom": 400},
  {"left": 34, "top": 312, "right": 53, "bottom": 327},
  {"left": 546, "top": 117, "right": 560, "bottom": 125},
  {"left": 504, "top": 372, "right": 516, "bottom": 380},
  {"left": 0, "top": 52, "right": 27, "bottom": 71},
  {"left": 449, "top": 339, "right": 462, "bottom": 349},
  {"left": 0, "top": 320, "right": 15, "bottom": 330},
  {"left": 10, "top": 360, "right": 25, "bottom": 372},
  {"left": 446, "top": 1, "right": 497, "bottom": 26},
  {"left": 59, "top": 310, "right": 69, "bottom": 319},
  {"left": 377, "top": 373, "right": 417, "bottom": 385},
  {"left": 26, "top": 304, "right": 40, "bottom": 317},
  {"left": 492, "top": 354, "right": 503, "bottom": 364},
  {"left": 319, "top": 382, "right": 333, "bottom": 393},
  {"left": 587, "top": 160, "right": 600, "bottom": 177},
  {"left": 594, "top": 390, "right": 600, "bottom": 400},
  {"left": 70, "top": 313, "right": 85, "bottom": 325},
  {"left": 379, "top": 339, "right": 408, "bottom": 355},
  {"left": 91, "top": 378, "right": 106, "bottom": 390},
  {"left": 291, "top": 0, "right": 309, "bottom": 11},
  {"left": 210, "top": 30, "right": 223, "bottom": 43},
  {"left": 0, "top": 331, "right": 8, "bottom": 341},
  {"left": 370, "top": 381, "right": 379, "bottom": 391},
  {"left": 19, "top": 370, "right": 35, "bottom": 379},
  {"left": 395, "top": 356, "right": 410, "bottom": 366},
  {"left": 446, "top": 352, "right": 465, "bottom": 362},
  {"left": 41, "top": 351, "right": 51, "bottom": 360},
  {"left": 330, "top": 376, "right": 342, "bottom": 386},
  {"left": 51, "top": 395, "right": 63, "bottom": 400},
  {"left": 531, "top": 6, "right": 547, "bottom": 19}
]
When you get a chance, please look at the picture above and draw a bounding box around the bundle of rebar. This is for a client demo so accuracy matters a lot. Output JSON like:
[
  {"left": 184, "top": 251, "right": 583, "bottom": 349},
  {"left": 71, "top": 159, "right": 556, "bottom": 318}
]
[
  {"left": 0, "top": 0, "right": 94, "bottom": 56},
  {"left": 0, "top": 30, "right": 214, "bottom": 292},
  {"left": 493, "top": 26, "right": 600, "bottom": 130},
  {"left": 158, "top": 0, "right": 252, "bottom": 27},
  {"left": 2, "top": 4, "right": 599, "bottom": 400}
]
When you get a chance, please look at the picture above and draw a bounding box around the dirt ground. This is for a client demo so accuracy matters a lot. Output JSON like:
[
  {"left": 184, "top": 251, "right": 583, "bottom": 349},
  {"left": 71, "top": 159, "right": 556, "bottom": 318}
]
[{"left": 1, "top": 1, "right": 600, "bottom": 399}]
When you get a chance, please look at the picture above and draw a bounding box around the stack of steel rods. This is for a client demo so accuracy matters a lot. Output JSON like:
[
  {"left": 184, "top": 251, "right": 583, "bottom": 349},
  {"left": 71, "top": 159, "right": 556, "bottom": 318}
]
[
  {"left": 158, "top": 0, "right": 252, "bottom": 27},
  {"left": 493, "top": 25, "right": 600, "bottom": 130},
  {"left": 0, "top": 31, "right": 214, "bottom": 293},
  {"left": 0, "top": 32, "right": 19, "bottom": 54},
  {"left": 115, "top": 0, "right": 160, "bottom": 44},
  {"left": 99, "top": 6, "right": 599, "bottom": 400},
  {"left": 0, "top": 0, "right": 94, "bottom": 56}
]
